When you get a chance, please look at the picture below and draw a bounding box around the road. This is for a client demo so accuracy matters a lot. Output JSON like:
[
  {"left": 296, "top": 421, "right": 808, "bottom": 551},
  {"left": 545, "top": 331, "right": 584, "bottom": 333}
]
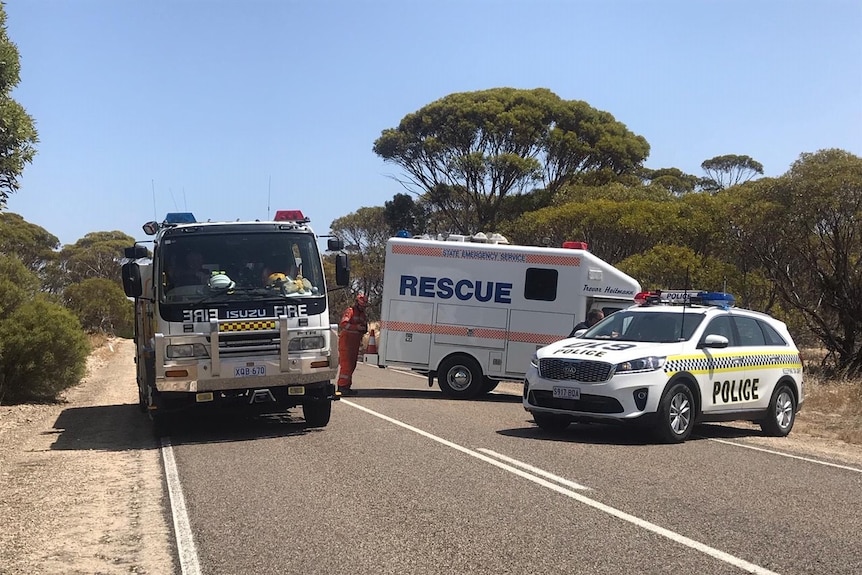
[{"left": 160, "top": 363, "right": 862, "bottom": 575}]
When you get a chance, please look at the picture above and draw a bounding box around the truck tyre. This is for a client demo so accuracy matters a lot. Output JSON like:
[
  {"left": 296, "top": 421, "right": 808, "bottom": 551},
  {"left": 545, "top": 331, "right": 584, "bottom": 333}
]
[
  {"left": 303, "top": 399, "right": 332, "bottom": 427},
  {"left": 760, "top": 383, "right": 796, "bottom": 437},
  {"left": 437, "top": 355, "right": 484, "bottom": 399},
  {"left": 480, "top": 377, "right": 499, "bottom": 395}
]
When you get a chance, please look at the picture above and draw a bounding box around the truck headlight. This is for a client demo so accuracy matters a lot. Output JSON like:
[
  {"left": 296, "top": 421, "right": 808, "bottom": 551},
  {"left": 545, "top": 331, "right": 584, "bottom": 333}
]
[
  {"left": 166, "top": 343, "right": 209, "bottom": 359},
  {"left": 288, "top": 336, "right": 325, "bottom": 351},
  {"left": 615, "top": 356, "right": 666, "bottom": 374}
]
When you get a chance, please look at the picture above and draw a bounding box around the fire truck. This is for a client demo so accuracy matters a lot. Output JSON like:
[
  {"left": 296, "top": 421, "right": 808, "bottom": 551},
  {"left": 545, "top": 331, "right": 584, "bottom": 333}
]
[
  {"left": 121, "top": 210, "right": 349, "bottom": 431},
  {"left": 364, "top": 233, "right": 641, "bottom": 399}
]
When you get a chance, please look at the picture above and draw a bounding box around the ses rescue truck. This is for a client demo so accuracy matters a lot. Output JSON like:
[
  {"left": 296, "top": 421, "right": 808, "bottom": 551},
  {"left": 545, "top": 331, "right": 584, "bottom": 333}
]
[
  {"left": 121, "top": 211, "right": 349, "bottom": 431},
  {"left": 364, "top": 233, "right": 641, "bottom": 398}
]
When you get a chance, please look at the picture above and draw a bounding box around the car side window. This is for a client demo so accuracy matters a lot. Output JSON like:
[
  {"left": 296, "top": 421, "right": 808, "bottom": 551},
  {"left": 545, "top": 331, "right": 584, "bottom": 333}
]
[
  {"left": 701, "top": 316, "right": 736, "bottom": 346},
  {"left": 734, "top": 316, "right": 766, "bottom": 346},
  {"left": 758, "top": 319, "right": 788, "bottom": 346}
]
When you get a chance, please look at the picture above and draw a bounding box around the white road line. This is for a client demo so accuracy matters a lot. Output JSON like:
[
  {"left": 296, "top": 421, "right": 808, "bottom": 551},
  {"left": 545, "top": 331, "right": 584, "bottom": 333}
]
[
  {"left": 476, "top": 448, "right": 590, "bottom": 490},
  {"left": 161, "top": 437, "right": 202, "bottom": 575},
  {"left": 707, "top": 438, "right": 862, "bottom": 473},
  {"left": 341, "top": 399, "right": 781, "bottom": 575}
]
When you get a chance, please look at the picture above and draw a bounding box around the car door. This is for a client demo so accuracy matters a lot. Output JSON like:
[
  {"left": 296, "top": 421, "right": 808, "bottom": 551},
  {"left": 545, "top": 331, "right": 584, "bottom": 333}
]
[
  {"left": 696, "top": 314, "right": 750, "bottom": 414},
  {"left": 732, "top": 314, "right": 782, "bottom": 411}
]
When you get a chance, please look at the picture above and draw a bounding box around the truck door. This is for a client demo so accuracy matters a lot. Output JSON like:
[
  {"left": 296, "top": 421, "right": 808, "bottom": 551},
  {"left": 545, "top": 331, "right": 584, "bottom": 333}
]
[{"left": 385, "top": 299, "right": 434, "bottom": 366}]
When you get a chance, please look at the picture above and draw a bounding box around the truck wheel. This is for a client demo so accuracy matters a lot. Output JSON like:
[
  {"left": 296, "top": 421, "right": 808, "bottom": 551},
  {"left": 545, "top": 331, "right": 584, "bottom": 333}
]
[
  {"left": 760, "top": 383, "right": 796, "bottom": 437},
  {"left": 480, "top": 377, "right": 499, "bottom": 394},
  {"left": 653, "top": 382, "right": 695, "bottom": 443},
  {"left": 437, "top": 355, "right": 484, "bottom": 399},
  {"left": 303, "top": 399, "right": 332, "bottom": 428}
]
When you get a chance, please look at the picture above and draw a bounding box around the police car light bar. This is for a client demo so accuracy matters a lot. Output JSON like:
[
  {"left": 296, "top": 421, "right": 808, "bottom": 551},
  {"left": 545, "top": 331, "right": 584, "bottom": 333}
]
[
  {"left": 634, "top": 290, "right": 736, "bottom": 309},
  {"left": 274, "top": 209, "right": 310, "bottom": 223}
]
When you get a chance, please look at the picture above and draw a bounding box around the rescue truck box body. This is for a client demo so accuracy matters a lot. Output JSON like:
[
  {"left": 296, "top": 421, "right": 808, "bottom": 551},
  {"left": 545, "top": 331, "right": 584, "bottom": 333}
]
[
  {"left": 121, "top": 211, "right": 348, "bottom": 430},
  {"left": 366, "top": 235, "right": 641, "bottom": 398}
]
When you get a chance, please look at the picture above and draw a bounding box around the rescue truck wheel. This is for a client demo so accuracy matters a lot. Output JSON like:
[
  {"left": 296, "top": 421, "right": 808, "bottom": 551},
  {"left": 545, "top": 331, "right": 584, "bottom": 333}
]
[
  {"left": 533, "top": 411, "right": 571, "bottom": 433},
  {"left": 303, "top": 399, "right": 332, "bottom": 428},
  {"left": 760, "top": 383, "right": 796, "bottom": 437},
  {"left": 654, "top": 382, "right": 695, "bottom": 443},
  {"left": 480, "top": 377, "right": 499, "bottom": 394},
  {"left": 437, "top": 355, "right": 484, "bottom": 399}
]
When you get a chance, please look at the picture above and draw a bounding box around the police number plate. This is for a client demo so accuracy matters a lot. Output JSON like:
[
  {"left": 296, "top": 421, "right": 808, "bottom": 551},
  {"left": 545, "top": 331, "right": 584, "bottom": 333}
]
[
  {"left": 552, "top": 386, "right": 580, "bottom": 400},
  {"left": 235, "top": 366, "right": 266, "bottom": 377}
]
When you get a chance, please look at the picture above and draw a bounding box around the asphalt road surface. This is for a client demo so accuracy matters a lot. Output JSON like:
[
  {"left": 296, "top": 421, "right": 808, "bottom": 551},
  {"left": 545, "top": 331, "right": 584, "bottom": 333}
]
[{"left": 157, "top": 362, "right": 862, "bottom": 575}]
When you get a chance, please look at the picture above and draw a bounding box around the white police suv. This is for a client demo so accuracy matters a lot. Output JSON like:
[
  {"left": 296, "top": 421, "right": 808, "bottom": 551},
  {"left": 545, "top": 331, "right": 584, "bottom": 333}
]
[{"left": 522, "top": 291, "right": 804, "bottom": 443}]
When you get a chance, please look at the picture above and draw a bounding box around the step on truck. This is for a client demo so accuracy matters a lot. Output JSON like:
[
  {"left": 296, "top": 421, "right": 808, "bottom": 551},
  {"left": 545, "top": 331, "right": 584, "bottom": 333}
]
[
  {"left": 121, "top": 210, "right": 349, "bottom": 431},
  {"left": 363, "top": 233, "right": 641, "bottom": 399}
]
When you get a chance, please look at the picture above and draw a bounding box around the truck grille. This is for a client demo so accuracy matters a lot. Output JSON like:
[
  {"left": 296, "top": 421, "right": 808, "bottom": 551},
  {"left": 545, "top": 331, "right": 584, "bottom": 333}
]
[
  {"left": 539, "top": 358, "right": 613, "bottom": 382},
  {"left": 209, "top": 332, "right": 280, "bottom": 357}
]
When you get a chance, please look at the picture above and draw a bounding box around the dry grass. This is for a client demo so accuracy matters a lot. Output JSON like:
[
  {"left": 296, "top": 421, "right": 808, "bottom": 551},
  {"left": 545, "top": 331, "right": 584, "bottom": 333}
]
[{"left": 795, "top": 348, "right": 862, "bottom": 445}]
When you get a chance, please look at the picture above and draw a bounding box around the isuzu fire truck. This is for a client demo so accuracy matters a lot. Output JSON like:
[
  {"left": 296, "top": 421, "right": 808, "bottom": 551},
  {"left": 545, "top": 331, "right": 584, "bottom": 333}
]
[
  {"left": 363, "top": 233, "right": 641, "bottom": 398},
  {"left": 121, "top": 210, "right": 349, "bottom": 431}
]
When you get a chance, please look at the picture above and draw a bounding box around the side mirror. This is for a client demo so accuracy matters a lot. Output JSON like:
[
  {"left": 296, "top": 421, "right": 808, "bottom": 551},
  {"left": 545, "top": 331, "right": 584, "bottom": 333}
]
[
  {"left": 327, "top": 237, "right": 344, "bottom": 251},
  {"left": 701, "top": 334, "right": 729, "bottom": 349},
  {"left": 335, "top": 254, "right": 350, "bottom": 287},
  {"left": 122, "top": 262, "right": 143, "bottom": 297},
  {"left": 124, "top": 245, "right": 149, "bottom": 259}
]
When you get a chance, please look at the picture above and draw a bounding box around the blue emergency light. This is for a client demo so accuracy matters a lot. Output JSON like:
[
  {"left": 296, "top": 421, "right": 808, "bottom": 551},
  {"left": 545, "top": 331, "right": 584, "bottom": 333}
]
[
  {"left": 695, "top": 291, "right": 736, "bottom": 308},
  {"left": 164, "top": 212, "right": 197, "bottom": 224}
]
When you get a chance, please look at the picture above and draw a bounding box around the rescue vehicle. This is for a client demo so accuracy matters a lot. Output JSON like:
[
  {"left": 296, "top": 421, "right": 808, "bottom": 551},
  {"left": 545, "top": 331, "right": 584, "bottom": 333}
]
[
  {"left": 523, "top": 290, "right": 805, "bottom": 442},
  {"left": 121, "top": 210, "right": 349, "bottom": 431},
  {"left": 363, "top": 233, "right": 642, "bottom": 398}
]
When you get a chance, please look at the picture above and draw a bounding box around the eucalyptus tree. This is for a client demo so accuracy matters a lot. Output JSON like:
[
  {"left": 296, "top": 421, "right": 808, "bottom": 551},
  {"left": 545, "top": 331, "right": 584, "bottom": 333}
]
[
  {"left": 727, "top": 149, "right": 862, "bottom": 374},
  {"left": 0, "top": 5, "right": 38, "bottom": 208},
  {"left": 699, "top": 154, "right": 763, "bottom": 192},
  {"left": 373, "top": 87, "right": 649, "bottom": 234}
]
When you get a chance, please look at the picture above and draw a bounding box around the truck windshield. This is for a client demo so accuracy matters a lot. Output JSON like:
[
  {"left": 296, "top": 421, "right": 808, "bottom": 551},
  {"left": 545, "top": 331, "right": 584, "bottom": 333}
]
[{"left": 158, "top": 232, "right": 325, "bottom": 304}]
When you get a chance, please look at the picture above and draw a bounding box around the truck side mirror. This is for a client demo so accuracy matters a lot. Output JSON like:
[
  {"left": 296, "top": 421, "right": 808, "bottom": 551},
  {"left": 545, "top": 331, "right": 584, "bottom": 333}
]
[
  {"left": 335, "top": 254, "right": 350, "bottom": 287},
  {"left": 327, "top": 237, "right": 344, "bottom": 251},
  {"left": 122, "top": 262, "right": 143, "bottom": 297}
]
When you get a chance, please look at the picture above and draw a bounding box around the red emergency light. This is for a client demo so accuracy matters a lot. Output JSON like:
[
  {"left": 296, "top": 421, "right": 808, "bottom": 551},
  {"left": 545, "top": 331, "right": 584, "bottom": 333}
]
[
  {"left": 562, "top": 241, "right": 588, "bottom": 250},
  {"left": 274, "top": 210, "right": 309, "bottom": 223}
]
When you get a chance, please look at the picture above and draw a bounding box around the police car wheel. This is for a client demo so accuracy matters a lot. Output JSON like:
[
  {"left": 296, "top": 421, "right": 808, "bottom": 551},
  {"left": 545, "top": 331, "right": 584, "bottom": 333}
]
[
  {"left": 533, "top": 411, "right": 571, "bottom": 433},
  {"left": 654, "top": 382, "right": 695, "bottom": 443},
  {"left": 437, "top": 355, "right": 484, "bottom": 399},
  {"left": 760, "top": 383, "right": 796, "bottom": 437}
]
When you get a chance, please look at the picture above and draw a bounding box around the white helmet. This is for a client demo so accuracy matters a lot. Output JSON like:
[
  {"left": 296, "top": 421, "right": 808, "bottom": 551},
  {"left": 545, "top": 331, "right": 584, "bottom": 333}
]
[{"left": 209, "top": 273, "right": 235, "bottom": 290}]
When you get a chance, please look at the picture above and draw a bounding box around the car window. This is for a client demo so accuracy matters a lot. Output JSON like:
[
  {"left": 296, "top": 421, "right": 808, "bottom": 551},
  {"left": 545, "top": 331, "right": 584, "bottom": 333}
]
[
  {"left": 734, "top": 316, "right": 766, "bottom": 346},
  {"left": 758, "top": 319, "right": 788, "bottom": 346},
  {"left": 586, "top": 311, "right": 703, "bottom": 342},
  {"left": 701, "top": 316, "right": 736, "bottom": 346}
]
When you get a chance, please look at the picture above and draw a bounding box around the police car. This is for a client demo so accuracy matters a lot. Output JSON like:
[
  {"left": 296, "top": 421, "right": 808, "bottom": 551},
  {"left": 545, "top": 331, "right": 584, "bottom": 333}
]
[{"left": 522, "top": 291, "right": 804, "bottom": 443}]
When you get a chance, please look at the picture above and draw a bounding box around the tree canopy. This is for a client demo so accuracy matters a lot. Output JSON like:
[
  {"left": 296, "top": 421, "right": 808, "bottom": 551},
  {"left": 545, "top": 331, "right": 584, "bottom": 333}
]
[
  {"left": 373, "top": 87, "right": 649, "bottom": 234},
  {"left": 0, "top": 5, "right": 38, "bottom": 208}
]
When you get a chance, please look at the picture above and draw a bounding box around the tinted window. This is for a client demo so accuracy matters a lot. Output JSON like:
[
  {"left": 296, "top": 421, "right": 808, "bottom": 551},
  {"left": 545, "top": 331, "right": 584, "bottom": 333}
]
[
  {"left": 701, "top": 316, "right": 736, "bottom": 346},
  {"left": 758, "top": 320, "right": 788, "bottom": 346},
  {"left": 525, "top": 268, "right": 558, "bottom": 301},
  {"left": 734, "top": 316, "right": 766, "bottom": 346}
]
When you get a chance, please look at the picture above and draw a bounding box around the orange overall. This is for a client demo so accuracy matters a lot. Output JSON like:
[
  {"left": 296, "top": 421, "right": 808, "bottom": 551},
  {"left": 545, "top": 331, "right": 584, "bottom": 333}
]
[{"left": 337, "top": 303, "right": 367, "bottom": 391}]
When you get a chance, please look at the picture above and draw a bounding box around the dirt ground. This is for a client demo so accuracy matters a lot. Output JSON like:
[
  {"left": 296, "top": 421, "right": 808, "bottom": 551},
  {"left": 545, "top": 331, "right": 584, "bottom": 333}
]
[
  {"left": 0, "top": 338, "right": 174, "bottom": 575},
  {"left": 1, "top": 339, "right": 862, "bottom": 574}
]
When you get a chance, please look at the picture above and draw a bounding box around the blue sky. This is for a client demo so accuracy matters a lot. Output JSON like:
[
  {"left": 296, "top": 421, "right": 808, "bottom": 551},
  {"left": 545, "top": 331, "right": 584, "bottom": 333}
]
[{"left": 4, "top": 0, "right": 861, "bottom": 247}]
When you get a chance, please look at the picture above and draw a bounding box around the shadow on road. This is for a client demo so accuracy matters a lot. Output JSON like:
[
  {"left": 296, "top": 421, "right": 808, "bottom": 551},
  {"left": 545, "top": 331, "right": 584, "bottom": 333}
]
[
  {"left": 48, "top": 403, "right": 323, "bottom": 451},
  {"left": 344, "top": 387, "right": 523, "bottom": 403},
  {"left": 498, "top": 419, "right": 768, "bottom": 446}
]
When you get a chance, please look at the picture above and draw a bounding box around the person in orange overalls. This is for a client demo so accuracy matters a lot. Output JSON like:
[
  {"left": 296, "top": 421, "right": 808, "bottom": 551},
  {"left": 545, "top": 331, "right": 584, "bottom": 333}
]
[{"left": 337, "top": 293, "right": 368, "bottom": 396}]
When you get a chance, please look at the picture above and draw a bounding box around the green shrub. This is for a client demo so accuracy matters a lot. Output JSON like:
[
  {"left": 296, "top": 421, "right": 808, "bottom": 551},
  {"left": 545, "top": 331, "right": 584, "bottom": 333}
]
[{"left": 0, "top": 297, "right": 90, "bottom": 404}]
